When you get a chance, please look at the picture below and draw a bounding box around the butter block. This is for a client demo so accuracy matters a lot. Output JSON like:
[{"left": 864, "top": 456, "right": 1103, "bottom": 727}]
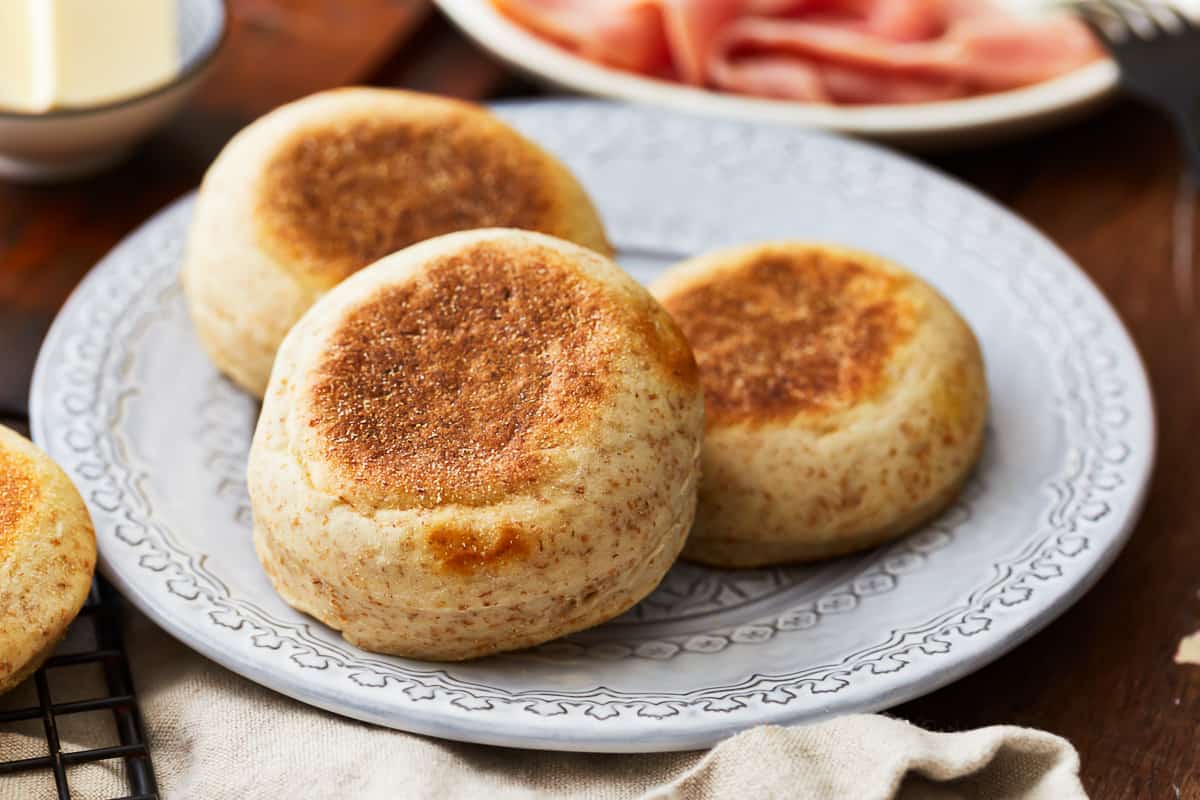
[
  {"left": 50, "top": 0, "right": 180, "bottom": 109},
  {"left": 0, "top": 0, "right": 179, "bottom": 113},
  {"left": 0, "top": 2, "right": 51, "bottom": 112}
]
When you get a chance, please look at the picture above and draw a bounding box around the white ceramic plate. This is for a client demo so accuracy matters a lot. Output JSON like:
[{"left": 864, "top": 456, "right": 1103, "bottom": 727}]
[
  {"left": 31, "top": 101, "right": 1153, "bottom": 752},
  {"left": 435, "top": 0, "right": 1119, "bottom": 147}
]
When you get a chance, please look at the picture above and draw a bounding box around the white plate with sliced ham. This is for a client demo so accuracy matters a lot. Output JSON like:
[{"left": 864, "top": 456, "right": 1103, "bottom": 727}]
[{"left": 438, "top": 0, "right": 1119, "bottom": 146}]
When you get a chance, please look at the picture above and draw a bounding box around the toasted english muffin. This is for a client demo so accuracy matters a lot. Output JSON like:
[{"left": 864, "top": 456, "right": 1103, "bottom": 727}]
[
  {"left": 182, "top": 87, "right": 612, "bottom": 397},
  {"left": 248, "top": 229, "right": 702, "bottom": 660},
  {"left": 653, "top": 242, "right": 987, "bottom": 567},
  {"left": 0, "top": 426, "right": 97, "bottom": 694}
]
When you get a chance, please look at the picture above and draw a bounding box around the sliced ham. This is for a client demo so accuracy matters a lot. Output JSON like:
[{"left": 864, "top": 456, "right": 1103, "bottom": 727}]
[
  {"left": 817, "top": 62, "right": 968, "bottom": 104},
  {"left": 492, "top": 0, "right": 1103, "bottom": 105},
  {"left": 710, "top": 53, "right": 969, "bottom": 104},
  {"left": 659, "top": 0, "right": 745, "bottom": 84},
  {"left": 709, "top": 13, "right": 1100, "bottom": 102},
  {"left": 492, "top": 0, "right": 671, "bottom": 74},
  {"left": 948, "top": 15, "right": 1103, "bottom": 88},
  {"left": 860, "top": 0, "right": 948, "bottom": 41},
  {"left": 708, "top": 54, "right": 833, "bottom": 102}
]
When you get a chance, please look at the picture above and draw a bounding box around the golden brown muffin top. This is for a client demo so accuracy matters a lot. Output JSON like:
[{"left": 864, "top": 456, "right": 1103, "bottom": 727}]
[
  {"left": 306, "top": 240, "right": 697, "bottom": 508},
  {"left": 662, "top": 247, "right": 917, "bottom": 426},
  {"left": 254, "top": 109, "right": 562, "bottom": 290},
  {"left": 0, "top": 445, "right": 39, "bottom": 561}
]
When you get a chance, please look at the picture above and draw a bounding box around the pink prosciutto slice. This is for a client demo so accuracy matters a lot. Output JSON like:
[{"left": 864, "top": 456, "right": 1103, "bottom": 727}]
[
  {"left": 492, "top": 0, "right": 1103, "bottom": 105},
  {"left": 492, "top": 0, "right": 671, "bottom": 74},
  {"left": 660, "top": 0, "right": 745, "bottom": 84},
  {"left": 709, "top": 13, "right": 1100, "bottom": 102}
]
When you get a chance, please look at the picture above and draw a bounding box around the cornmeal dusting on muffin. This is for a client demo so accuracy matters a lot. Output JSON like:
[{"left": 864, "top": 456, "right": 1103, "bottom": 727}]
[
  {"left": 0, "top": 449, "right": 39, "bottom": 559},
  {"left": 307, "top": 243, "right": 642, "bottom": 507},
  {"left": 254, "top": 114, "right": 557, "bottom": 288},
  {"left": 662, "top": 249, "right": 917, "bottom": 425}
]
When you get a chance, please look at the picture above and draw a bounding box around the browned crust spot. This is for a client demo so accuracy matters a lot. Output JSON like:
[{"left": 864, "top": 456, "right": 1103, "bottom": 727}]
[
  {"left": 629, "top": 296, "right": 701, "bottom": 389},
  {"left": 426, "top": 523, "right": 532, "bottom": 575},
  {"left": 307, "top": 241, "right": 686, "bottom": 507},
  {"left": 662, "top": 248, "right": 917, "bottom": 426},
  {"left": 254, "top": 112, "right": 560, "bottom": 288},
  {"left": 0, "top": 447, "right": 39, "bottom": 560}
]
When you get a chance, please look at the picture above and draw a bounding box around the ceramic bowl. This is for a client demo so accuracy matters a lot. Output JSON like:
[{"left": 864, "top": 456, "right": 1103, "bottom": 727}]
[{"left": 0, "top": 0, "right": 226, "bottom": 183}]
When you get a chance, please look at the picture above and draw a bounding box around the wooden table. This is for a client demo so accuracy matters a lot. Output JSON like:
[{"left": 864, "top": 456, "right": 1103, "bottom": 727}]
[{"left": 1, "top": 3, "right": 1196, "bottom": 796}]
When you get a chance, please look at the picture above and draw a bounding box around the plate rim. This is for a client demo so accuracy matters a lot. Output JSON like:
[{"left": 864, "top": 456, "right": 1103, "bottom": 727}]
[{"left": 29, "top": 101, "right": 1156, "bottom": 752}]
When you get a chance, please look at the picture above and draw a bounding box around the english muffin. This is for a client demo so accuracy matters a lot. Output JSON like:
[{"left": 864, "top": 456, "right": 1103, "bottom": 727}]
[
  {"left": 248, "top": 228, "right": 703, "bottom": 660},
  {"left": 183, "top": 87, "right": 612, "bottom": 397},
  {"left": 653, "top": 242, "right": 987, "bottom": 568},
  {"left": 0, "top": 426, "right": 97, "bottom": 694}
]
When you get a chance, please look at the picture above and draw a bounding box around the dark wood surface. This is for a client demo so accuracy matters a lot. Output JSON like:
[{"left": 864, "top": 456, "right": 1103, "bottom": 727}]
[{"left": 1, "top": 3, "right": 1196, "bottom": 797}]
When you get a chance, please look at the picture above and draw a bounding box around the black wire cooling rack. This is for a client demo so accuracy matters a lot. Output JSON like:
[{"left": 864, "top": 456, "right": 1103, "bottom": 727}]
[
  {"left": 2, "top": 327, "right": 158, "bottom": 798},
  {"left": 0, "top": 415, "right": 159, "bottom": 800},
  {"left": 0, "top": 579, "right": 159, "bottom": 799}
]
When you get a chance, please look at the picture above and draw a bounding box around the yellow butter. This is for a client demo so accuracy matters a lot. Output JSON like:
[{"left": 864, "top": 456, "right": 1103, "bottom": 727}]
[
  {"left": 0, "top": 2, "right": 49, "bottom": 112},
  {"left": 0, "top": 0, "right": 179, "bottom": 113},
  {"left": 50, "top": 0, "right": 180, "bottom": 109}
]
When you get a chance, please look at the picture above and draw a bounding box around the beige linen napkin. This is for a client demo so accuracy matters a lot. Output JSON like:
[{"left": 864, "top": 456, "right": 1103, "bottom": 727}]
[{"left": 0, "top": 612, "right": 1086, "bottom": 800}]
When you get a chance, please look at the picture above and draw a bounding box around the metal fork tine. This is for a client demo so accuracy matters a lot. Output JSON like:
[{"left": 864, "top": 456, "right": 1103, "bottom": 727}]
[
  {"left": 1148, "top": 1, "right": 1199, "bottom": 32},
  {"left": 1079, "top": 0, "right": 1125, "bottom": 22},
  {"left": 1098, "top": 0, "right": 1159, "bottom": 39},
  {"left": 1073, "top": 0, "right": 1131, "bottom": 44},
  {"left": 1100, "top": 0, "right": 1140, "bottom": 34},
  {"left": 1072, "top": 0, "right": 1200, "bottom": 179},
  {"left": 1114, "top": 0, "right": 1195, "bottom": 35}
]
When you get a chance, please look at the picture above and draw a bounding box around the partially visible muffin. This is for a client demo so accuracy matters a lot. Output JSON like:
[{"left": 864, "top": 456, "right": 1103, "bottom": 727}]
[
  {"left": 0, "top": 426, "right": 97, "bottom": 694},
  {"left": 653, "top": 242, "right": 988, "bottom": 567},
  {"left": 248, "top": 228, "right": 703, "bottom": 661},
  {"left": 183, "top": 87, "right": 611, "bottom": 397}
]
